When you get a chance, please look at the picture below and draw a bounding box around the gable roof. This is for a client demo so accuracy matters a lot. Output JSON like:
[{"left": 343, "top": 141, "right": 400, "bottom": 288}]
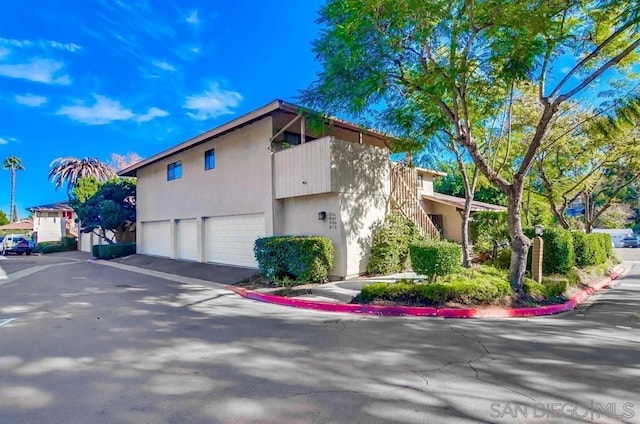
[
  {"left": 423, "top": 192, "right": 507, "bottom": 212},
  {"left": 119, "top": 99, "right": 395, "bottom": 177},
  {"left": 0, "top": 220, "right": 33, "bottom": 231},
  {"left": 27, "top": 201, "right": 73, "bottom": 212}
]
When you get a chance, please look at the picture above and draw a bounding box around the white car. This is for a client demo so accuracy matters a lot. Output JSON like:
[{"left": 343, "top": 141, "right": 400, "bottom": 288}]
[{"left": 1, "top": 234, "right": 33, "bottom": 255}]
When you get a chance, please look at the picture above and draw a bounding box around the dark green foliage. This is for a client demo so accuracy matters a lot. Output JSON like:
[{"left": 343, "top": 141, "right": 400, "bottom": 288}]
[
  {"left": 494, "top": 248, "right": 512, "bottom": 269},
  {"left": 573, "top": 232, "right": 611, "bottom": 267},
  {"left": 356, "top": 267, "right": 511, "bottom": 305},
  {"left": 33, "top": 238, "right": 77, "bottom": 254},
  {"left": 95, "top": 243, "right": 136, "bottom": 259},
  {"left": 92, "top": 244, "right": 100, "bottom": 258},
  {"left": 0, "top": 210, "right": 8, "bottom": 226},
  {"left": 367, "top": 213, "right": 421, "bottom": 275},
  {"left": 254, "top": 236, "right": 334, "bottom": 285},
  {"left": 525, "top": 227, "right": 575, "bottom": 275},
  {"left": 71, "top": 178, "right": 136, "bottom": 244},
  {"left": 410, "top": 240, "right": 462, "bottom": 281},
  {"left": 470, "top": 211, "right": 509, "bottom": 257}
]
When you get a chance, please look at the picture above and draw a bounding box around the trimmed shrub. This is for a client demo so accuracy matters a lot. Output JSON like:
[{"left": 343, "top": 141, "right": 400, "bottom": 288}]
[
  {"left": 524, "top": 276, "right": 568, "bottom": 300},
  {"left": 573, "top": 232, "right": 610, "bottom": 267},
  {"left": 254, "top": 236, "right": 334, "bottom": 285},
  {"left": 92, "top": 244, "right": 100, "bottom": 258},
  {"left": 525, "top": 227, "right": 575, "bottom": 275},
  {"left": 410, "top": 240, "right": 462, "bottom": 281},
  {"left": 33, "top": 237, "right": 77, "bottom": 254},
  {"left": 356, "top": 266, "right": 511, "bottom": 305},
  {"left": 96, "top": 243, "right": 136, "bottom": 259},
  {"left": 367, "top": 213, "right": 421, "bottom": 275}
]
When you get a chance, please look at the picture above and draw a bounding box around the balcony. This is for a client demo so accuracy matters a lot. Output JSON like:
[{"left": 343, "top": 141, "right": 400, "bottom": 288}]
[{"left": 273, "top": 136, "right": 389, "bottom": 199}]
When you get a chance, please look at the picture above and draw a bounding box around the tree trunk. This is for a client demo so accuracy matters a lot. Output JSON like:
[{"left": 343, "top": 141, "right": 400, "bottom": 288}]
[
  {"left": 507, "top": 183, "right": 530, "bottom": 295},
  {"left": 461, "top": 197, "right": 474, "bottom": 267},
  {"left": 10, "top": 169, "right": 15, "bottom": 223}
]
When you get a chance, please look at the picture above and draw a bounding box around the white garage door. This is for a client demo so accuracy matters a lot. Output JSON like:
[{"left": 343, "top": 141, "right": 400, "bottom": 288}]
[
  {"left": 205, "top": 213, "right": 265, "bottom": 267},
  {"left": 177, "top": 219, "right": 197, "bottom": 261},
  {"left": 141, "top": 220, "right": 171, "bottom": 257}
]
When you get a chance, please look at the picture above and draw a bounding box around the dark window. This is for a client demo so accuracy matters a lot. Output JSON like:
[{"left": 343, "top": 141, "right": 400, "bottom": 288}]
[
  {"left": 167, "top": 161, "right": 182, "bottom": 180},
  {"left": 283, "top": 131, "right": 301, "bottom": 145},
  {"left": 204, "top": 149, "right": 215, "bottom": 170}
]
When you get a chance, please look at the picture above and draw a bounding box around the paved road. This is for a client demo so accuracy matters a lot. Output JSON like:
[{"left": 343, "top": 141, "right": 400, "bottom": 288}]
[{"left": 0, "top": 253, "right": 638, "bottom": 424}]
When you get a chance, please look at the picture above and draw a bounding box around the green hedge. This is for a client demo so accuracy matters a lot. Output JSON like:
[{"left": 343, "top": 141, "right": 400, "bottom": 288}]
[
  {"left": 525, "top": 227, "right": 575, "bottom": 275},
  {"left": 254, "top": 236, "right": 334, "bottom": 285},
  {"left": 573, "top": 232, "right": 611, "bottom": 267},
  {"left": 93, "top": 243, "right": 136, "bottom": 259},
  {"left": 356, "top": 267, "right": 511, "bottom": 305},
  {"left": 367, "top": 213, "right": 421, "bottom": 275},
  {"left": 33, "top": 237, "right": 78, "bottom": 254},
  {"left": 410, "top": 240, "right": 461, "bottom": 281}
]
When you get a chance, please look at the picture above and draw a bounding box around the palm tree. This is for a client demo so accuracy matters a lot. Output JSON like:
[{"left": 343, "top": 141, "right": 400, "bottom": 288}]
[
  {"left": 48, "top": 157, "right": 116, "bottom": 192},
  {"left": 3, "top": 156, "right": 25, "bottom": 223}
]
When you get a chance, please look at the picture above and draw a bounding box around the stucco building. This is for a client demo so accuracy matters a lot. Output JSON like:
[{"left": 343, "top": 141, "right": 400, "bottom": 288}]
[
  {"left": 27, "top": 202, "right": 77, "bottom": 243},
  {"left": 122, "top": 100, "right": 493, "bottom": 278}
]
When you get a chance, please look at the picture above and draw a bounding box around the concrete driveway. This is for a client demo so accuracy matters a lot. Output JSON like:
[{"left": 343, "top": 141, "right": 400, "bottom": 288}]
[{"left": 0, "top": 253, "right": 638, "bottom": 423}]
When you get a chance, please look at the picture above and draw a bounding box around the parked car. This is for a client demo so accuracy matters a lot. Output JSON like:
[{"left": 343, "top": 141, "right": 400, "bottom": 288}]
[
  {"left": 620, "top": 235, "right": 640, "bottom": 248},
  {"left": 1, "top": 234, "right": 33, "bottom": 255}
]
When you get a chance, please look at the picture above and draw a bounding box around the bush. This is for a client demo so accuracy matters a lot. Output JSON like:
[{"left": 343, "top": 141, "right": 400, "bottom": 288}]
[
  {"left": 573, "top": 232, "right": 610, "bottom": 267},
  {"left": 92, "top": 244, "right": 100, "bottom": 258},
  {"left": 410, "top": 240, "right": 462, "bottom": 281},
  {"left": 470, "top": 211, "right": 509, "bottom": 257},
  {"left": 33, "top": 237, "right": 77, "bottom": 254},
  {"left": 367, "top": 213, "right": 421, "bottom": 275},
  {"left": 525, "top": 227, "right": 575, "bottom": 275},
  {"left": 356, "top": 266, "right": 511, "bottom": 305},
  {"left": 95, "top": 243, "right": 136, "bottom": 259},
  {"left": 523, "top": 276, "right": 568, "bottom": 300},
  {"left": 493, "top": 248, "right": 511, "bottom": 269},
  {"left": 254, "top": 236, "right": 334, "bottom": 285}
]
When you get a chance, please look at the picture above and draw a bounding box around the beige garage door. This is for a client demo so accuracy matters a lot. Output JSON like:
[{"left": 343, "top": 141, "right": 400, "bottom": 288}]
[
  {"left": 141, "top": 220, "right": 171, "bottom": 257},
  {"left": 204, "top": 213, "right": 265, "bottom": 267},
  {"left": 177, "top": 219, "right": 197, "bottom": 261}
]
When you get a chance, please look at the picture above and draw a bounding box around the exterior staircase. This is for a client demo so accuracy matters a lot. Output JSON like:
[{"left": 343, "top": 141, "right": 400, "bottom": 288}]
[{"left": 390, "top": 163, "right": 440, "bottom": 239}]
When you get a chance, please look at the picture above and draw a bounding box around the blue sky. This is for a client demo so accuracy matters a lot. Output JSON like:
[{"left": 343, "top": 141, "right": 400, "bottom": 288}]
[{"left": 0, "top": 0, "right": 324, "bottom": 217}]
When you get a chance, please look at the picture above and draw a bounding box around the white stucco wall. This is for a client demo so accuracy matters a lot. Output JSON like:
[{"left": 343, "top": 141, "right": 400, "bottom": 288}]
[
  {"left": 34, "top": 215, "right": 66, "bottom": 243},
  {"left": 136, "top": 117, "right": 274, "bottom": 260}
]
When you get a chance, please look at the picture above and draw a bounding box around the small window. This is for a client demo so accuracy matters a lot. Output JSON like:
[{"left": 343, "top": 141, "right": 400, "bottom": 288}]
[
  {"left": 417, "top": 174, "right": 424, "bottom": 188},
  {"left": 204, "top": 149, "right": 215, "bottom": 170},
  {"left": 167, "top": 161, "right": 182, "bottom": 180},
  {"left": 283, "top": 131, "right": 301, "bottom": 145},
  {"left": 46, "top": 211, "right": 58, "bottom": 218}
]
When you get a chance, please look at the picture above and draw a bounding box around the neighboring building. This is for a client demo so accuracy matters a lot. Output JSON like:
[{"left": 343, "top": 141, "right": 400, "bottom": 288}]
[
  {"left": 120, "top": 99, "right": 501, "bottom": 277},
  {"left": 0, "top": 219, "right": 34, "bottom": 234},
  {"left": 27, "top": 202, "right": 77, "bottom": 243},
  {"left": 415, "top": 167, "right": 507, "bottom": 242}
]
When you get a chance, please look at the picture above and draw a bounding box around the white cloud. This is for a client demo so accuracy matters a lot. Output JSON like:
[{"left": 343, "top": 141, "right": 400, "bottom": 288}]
[
  {"left": 136, "top": 107, "right": 169, "bottom": 122},
  {"left": 186, "top": 10, "right": 200, "bottom": 25},
  {"left": 15, "top": 94, "right": 48, "bottom": 107},
  {"left": 0, "top": 59, "right": 71, "bottom": 85},
  {"left": 0, "top": 37, "right": 81, "bottom": 52},
  {"left": 57, "top": 95, "right": 168, "bottom": 125},
  {"left": 0, "top": 136, "right": 16, "bottom": 145},
  {"left": 152, "top": 60, "right": 176, "bottom": 72},
  {"left": 184, "top": 84, "right": 243, "bottom": 120},
  {"left": 0, "top": 47, "right": 9, "bottom": 59}
]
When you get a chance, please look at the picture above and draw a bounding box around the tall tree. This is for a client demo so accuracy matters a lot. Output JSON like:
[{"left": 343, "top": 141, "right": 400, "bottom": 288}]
[
  {"left": 2, "top": 156, "right": 24, "bottom": 223},
  {"left": 49, "top": 157, "right": 116, "bottom": 193},
  {"left": 71, "top": 178, "right": 136, "bottom": 244},
  {"left": 0, "top": 210, "right": 9, "bottom": 226},
  {"left": 301, "top": 0, "right": 640, "bottom": 294}
]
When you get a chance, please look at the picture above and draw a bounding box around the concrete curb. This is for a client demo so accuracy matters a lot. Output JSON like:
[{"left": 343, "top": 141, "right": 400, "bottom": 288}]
[{"left": 226, "top": 265, "right": 624, "bottom": 318}]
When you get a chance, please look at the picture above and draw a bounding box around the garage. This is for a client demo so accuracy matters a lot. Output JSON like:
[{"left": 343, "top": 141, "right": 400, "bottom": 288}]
[
  {"left": 205, "top": 213, "right": 265, "bottom": 267},
  {"left": 141, "top": 220, "right": 171, "bottom": 257},
  {"left": 177, "top": 219, "right": 198, "bottom": 261}
]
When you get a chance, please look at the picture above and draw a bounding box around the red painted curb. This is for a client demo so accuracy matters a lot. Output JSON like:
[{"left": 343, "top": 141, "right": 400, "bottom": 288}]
[{"left": 226, "top": 270, "right": 620, "bottom": 319}]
